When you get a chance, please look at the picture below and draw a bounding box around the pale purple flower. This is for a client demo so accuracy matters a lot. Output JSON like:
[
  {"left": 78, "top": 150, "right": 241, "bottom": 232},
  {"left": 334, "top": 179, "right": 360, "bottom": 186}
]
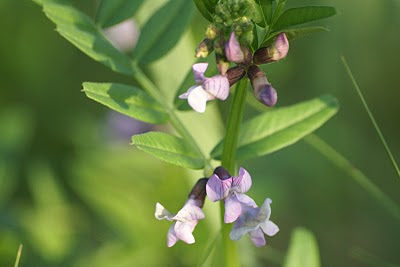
[
  {"left": 225, "top": 32, "right": 245, "bottom": 63},
  {"left": 253, "top": 33, "right": 289, "bottom": 65},
  {"left": 248, "top": 65, "right": 278, "bottom": 107},
  {"left": 230, "top": 198, "right": 279, "bottom": 247},
  {"left": 104, "top": 19, "right": 140, "bottom": 52},
  {"left": 179, "top": 63, "right": 230, "bottom": 113},
  {"left": 206, "top": 167, "right": 253, "bottom": 223},
  {"left": 155, "top": 199, "right": 205, "bottom": 247}
]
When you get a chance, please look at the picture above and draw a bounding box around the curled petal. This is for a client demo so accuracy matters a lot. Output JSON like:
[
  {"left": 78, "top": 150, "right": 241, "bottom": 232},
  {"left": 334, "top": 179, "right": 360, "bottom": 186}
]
[
  {"left": 231, "top": 167, "right": 252, "bottom": 193},
  {"left": 271, "top": 33, "right": 289, "bottom": 61},
  {"left": 249, "top": 229, "right": 266, "bottom": 247},
  {"left": 186, "top": 86, "right": 210, "bottom": 113},
  {"left": 155, "top": 202, "right": 174, "bottom": 221},
  {"left": 167, "top": 223, "right": 179, "bottom": 247},
  {"left": 260, "top": 220, "right": 279, "bottom": 236},
  {"left": 206, "top": 174, "right": 232, "bottom": 201},
  {"left": 236, "top": 193, "right": 258, "bottom": 208},
  {"left": 203, "top": 75, "right": 230, "bottom": 100},
  {"left": 225, "top": 32, "right": 245, "bottom": 63},
  {"left": 257, "top": 198, "right": 272, "bottom": 221},
  {"left": 179, "top": 85, "right": 197, "bottom": 99},
  {"left": 173, "top": 200, "right": 205, "bottom": 222},
  {"left": 192, "top": 63, "right": 208, "bottom": 84},
  {"left": 174, "top": 220, "right": 197, "bottom": 244},
  {"left": 224, "top": 195, "right": 242, "bottom": 223}
]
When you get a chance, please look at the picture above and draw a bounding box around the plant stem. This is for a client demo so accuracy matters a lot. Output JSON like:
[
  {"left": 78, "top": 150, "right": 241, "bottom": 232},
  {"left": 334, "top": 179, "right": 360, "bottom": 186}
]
[
  {"left": 220, "top": 78, "right": 248, "bottom": 267},
  {"left": 341, "top": 55, "right": 400, "bottom": 180},
  {"left": 132, "top": 65, "right": 212, "bottom": 170}
]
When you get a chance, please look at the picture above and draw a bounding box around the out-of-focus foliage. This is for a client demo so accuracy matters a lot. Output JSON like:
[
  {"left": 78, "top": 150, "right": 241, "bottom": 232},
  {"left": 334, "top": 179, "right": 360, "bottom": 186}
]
[{"left": 0, "top": 0, "right": 399, "bottom": 266}]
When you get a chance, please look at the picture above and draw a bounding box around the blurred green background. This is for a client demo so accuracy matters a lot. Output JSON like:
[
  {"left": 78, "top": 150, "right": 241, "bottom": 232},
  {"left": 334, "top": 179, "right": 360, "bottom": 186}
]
[{"left": 1, "top": 0, "right": 399, "bottom": 266}]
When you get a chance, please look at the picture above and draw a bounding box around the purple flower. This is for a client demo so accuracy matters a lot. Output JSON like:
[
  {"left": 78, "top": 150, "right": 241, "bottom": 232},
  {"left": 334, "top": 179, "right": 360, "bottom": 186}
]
[
  {"left": 155, "top": 199, "right": 205, "bottom": 247},
  {"left": 225, "top": 32, "right": 245, "bottom": 63},
  {"left": 248, "top": 65, "right": 278, "bottom": 107},
  {"left": 179, "top": 63, "right": 230, "bottom": 113},
  {"left": 230, "top": 198, "right": 279, "bottom": 247},
  {"left": 206, "top": 167, "right": 253, "bottom": 223}
]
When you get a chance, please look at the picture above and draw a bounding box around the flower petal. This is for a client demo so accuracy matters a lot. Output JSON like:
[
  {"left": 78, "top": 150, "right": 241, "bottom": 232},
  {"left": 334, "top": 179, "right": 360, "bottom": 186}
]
[
  {"left": 231, "top": 167, "right": 252, "bottom": 193},
  {"left": 174, "top": 220, "right": 197, "bottom": 244},
  {"left": 271, "top": 33, "right": 289, "bottom": 61},
  {"left": 236, "top": 193, "right": 258, "bottom": 208},
  {"left": 260, "top": 220, "right": 279, "bottom": 236},
  {"left": 192, "top": 63, "right": 209, "bottom": 84},
  {"left": 224, "top": 195, "right": 242, "bottom": 223},
  {"left": 173, "top": 200, "right": 205, "bottom": 222},
  {"left": 225, "top": 32, "right": 245, "bottom": 63},
  {"left": 155, "top": 202, "right": 174, "bottom": 221},
  {"left": 249, "top": 229, "right": 266, "bottom": 247},
  {"left": 257, "top": 198, "right": 272, "bottom": 221},
  {"left": 229, "top": 205, "right": 260, "bottom": 240},
  {"left": 187, "top": 86, "right": 210, "bottom": 113},
  {"left": 206, "top": 174, "right": 231, "bottom": 201},
  {"left": 203, "top": 75, "right": 230, "bottom": 100},
  {"left": 179, "top": 85, "right": 198, "bottom": 99},
  {"left": 167, "top": 223, "right": 179, "bottom": 247}
]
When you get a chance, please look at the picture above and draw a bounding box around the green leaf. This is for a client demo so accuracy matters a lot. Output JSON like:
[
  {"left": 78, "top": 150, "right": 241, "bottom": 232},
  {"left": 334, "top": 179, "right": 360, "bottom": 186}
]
[
  {"left": 193, "top": 0, "right": 214, "bottom": 22},
  {"left": 255, "top": 0, "right": 273, "bottom": 27},
  {"left": 131, "top": 132, "right": 205, "bottom": 169},
  {"left": 38, "top": 0, "right": 134, "bottom": 75},
  {"left": 273, "top": 6, "right": 336, "bottom": 31},
  {"left": 174, "top": 56, "right": 217, "bottom": 111},
  {"left": 211, "top": 95, "right": 339, "bottom": 160},
  {"left": 82, "top": 82, "right": 169, "bottom": 124},
  {"left": 284, "top": 228, "right": 321, "bottom": 267},
  {"left": 261, "top": 27, "right": 329, "bottom": 47},
  {"left": 95, "top": 0, "right": 144, "bottom": 28},
  {"left": 133, "top": 0, "right": 194, "bottom": 64}
]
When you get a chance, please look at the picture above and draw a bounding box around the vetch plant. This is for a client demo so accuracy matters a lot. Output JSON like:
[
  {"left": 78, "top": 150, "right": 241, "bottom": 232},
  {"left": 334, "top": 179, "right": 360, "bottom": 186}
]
[{"left": 36, "top": 0, "right": 339, "bottom": 265}]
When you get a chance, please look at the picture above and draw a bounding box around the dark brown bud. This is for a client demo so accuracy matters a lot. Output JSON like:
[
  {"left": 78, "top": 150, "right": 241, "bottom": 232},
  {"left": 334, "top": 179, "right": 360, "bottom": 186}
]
[
  {"left": 195, "top": 38, "right": 214, "bottom": 58},
  {"left": 188, "top": 178, "right": 208, "bottom": 208},
  {"left": 213, "top": 166, "right": 231, "bottom": 180},
  {"left": 226, "top": 66, "right": 246, "bottom": 87},
  {"left": 253, "top": 33, "right": 289, "bottom": 65}
]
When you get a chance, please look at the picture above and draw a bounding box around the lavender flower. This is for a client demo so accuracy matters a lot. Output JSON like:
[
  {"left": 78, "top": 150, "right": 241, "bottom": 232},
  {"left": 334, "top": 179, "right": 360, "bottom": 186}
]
[
  {"left": 225, "top": 32, "right": 245, "bottom": 63},
  {"left": 206, "top": 167, "right": 253, "bottom": 223},
  {"left": 230, "top": 198, "right": 279, "bottom": 247},
  {"left": 179, "top": 63, "right": 230, "bottom": 113},
  {"left": 248, "top": 65, "right": 278, "bottom": 107}
]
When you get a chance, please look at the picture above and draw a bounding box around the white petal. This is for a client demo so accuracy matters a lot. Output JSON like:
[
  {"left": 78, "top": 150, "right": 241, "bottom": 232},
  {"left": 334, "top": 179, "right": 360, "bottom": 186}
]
[
  {"left": 260, "top": 220, "right": 279, "bottom": 236},
  {"left": 187, "top": 86, "right": 210, "bottom": 113},
  {"left": 173, "top": 201, "right": 205, "bottom": 222},
  {"left": 174, "top": 220, "right": 197, "bottom": 244},
  {"left": 203, "top": 75, "right": 230, "bottom": 100},
  {"left": 155, "top": 202, "right": 174, "bottom": 221},
  {"left": 179, "top": 85, "right": 198, "bottom": 99},
  {"left": 167, "top": 223, "right": 179, "bottom": 247}
]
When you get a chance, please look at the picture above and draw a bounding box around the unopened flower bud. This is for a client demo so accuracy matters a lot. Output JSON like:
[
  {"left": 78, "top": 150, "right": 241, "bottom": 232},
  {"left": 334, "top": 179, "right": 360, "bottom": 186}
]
[
  {"left": 214, "top": 166, "right": 231, "bottom": 180},
  {"left": 253, "top": 33, "right": 289, "bottom": 65},
  {"left": 248, "top": 65, "right": 277, "bottom": 107},
  {"left": 188, "top": 178, "right": 208, "bottom": 208},
  {"left": 205, "top": 24, "right": 218, "bottom": 39},
  {"left": 216, "top": 53, "right": 230, "bottom": 75},
  {"left": 225, "top": 32, "right": 245, "bottom": 63},
  {"left": 226, "top": 66, "right": 246, "bottom": 87},
  {"left": 195, "top": 38, "right": 214, "bottom": 58}
]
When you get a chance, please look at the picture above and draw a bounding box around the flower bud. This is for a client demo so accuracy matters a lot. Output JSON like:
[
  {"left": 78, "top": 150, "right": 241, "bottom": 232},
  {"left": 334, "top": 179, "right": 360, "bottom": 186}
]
[
  {"left": 205, "top": 24, "right": 218, "bottom": 40},
  {"left": 214, "top": 166, "right": 231, "bottom": 180},
  {"left": 248, "top": 65, "right": 278, "bottom": 107},
  {"left": 216, "top": 53, "right": 230, "bottom": 75},
  {"left": 188, "top": 178, "right": 208, "bottom": 208},
  {"left": 195, "top": 38, "right": 214, "bottom": 58},
  {"left": 253, "top": 33, "right": 289, "bottom": 65},
  {"left": 225, "top": 32, "right": 245, "bottom": 63},
  {"left": 226, "top": 66, "right": 246, "bottom": 87}
]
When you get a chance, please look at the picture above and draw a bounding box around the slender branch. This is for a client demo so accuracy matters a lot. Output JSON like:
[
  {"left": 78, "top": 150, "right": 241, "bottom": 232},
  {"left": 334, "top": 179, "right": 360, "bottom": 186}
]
[
  {"left": 304, "top": 134, "right": 400, "bottom": 222},
  {"left": 341, "top": 55, "right": 400, "bottom": 180},
  {"left": 220, "top": 78, "right": 249, "bottom": 267},
  {"left": 132, "top": 65, "right": 212, "bottom": 171},
  {"left": 14, "top": 244, "right": 23, "bottom": 267}
]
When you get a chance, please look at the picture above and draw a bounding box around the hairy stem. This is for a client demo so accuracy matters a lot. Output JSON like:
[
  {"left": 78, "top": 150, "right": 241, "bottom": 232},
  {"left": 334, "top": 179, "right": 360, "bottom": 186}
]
[
  {"left": 132, "top": 65, "right": 212, "bottom": 170},
  {"left": 220, "top": 78, "right": 249, "bottom": 267}
]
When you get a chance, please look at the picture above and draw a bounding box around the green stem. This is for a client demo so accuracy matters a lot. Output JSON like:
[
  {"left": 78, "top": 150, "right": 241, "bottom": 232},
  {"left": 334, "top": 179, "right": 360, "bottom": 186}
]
[
  {"left": 220, "top": 78, "right": 248, "bottom": 267},
  {"left": 132, "top": 65, "right": 212, "bottom": 171}
]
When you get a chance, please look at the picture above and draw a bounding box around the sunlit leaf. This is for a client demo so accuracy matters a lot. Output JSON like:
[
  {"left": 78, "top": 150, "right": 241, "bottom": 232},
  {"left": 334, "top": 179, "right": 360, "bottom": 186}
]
[
  {"left": 38, "top": 0, "right": 134, "bottom": 75},
  {"left": 131, "top": 132, "right": 205, "bottom": 169},
  {"left": 133, "top": 0, "right": 194, "bottom": 64},
  {"left": 273, "top": 6, "right": 336, "bottom": 31},
  {"left": 83, "top": 82, "right": 169, "bottom": 124},
  {"left": 95, "top": 0, "right": 144, "bottom": 28},
  {"left": 284, "top": 227, "right": 321, "bottom": 267},
  {"left": 211, "top": 95, "right": 339, "bottom": 160},
  {"left": 261, "top": 27, "right": 329, "bottom": 47}
]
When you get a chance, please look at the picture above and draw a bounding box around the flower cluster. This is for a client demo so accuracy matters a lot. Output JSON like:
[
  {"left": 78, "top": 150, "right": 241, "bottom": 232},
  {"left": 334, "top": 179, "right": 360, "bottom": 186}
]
[
  {"left": 155, "top": 167, "right": 278, "bottom": 247},
  {"left": 179, "top": 10, "right": 289, "bottom": 113}
]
